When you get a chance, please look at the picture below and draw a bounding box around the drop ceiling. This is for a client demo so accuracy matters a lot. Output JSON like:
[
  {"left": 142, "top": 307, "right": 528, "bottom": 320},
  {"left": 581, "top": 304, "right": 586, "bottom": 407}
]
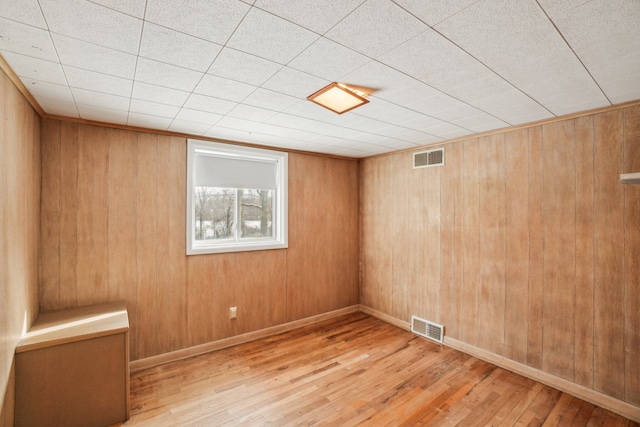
[{"left": 1, "top": 0, "right": 639, "bottom": 158}]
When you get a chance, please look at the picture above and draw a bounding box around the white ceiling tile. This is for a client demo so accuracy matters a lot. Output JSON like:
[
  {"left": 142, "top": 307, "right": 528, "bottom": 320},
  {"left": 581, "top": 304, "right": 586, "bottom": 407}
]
[
  {"left": 88, "top": 0, "right": 147, "bottom": 18},
  {"left": 1, "top": 52, "right": 66, "bottom": 85},
  {"left": 254, "top": 0, "right": 365, "bottom": 34},
  {"left": 52, "top": 34, "right": 137, "bottom": 79},
  {"left": 342, "top": 61, "right": 442, "bottom": 107},
  {"left": 207, "top": 48, "right": 282, "bottom": 86},
  {"left": 183, "top": 93, "right": 237, "bottom": 115},
  {"left": 175, "top": 108, "right": 223, "bottom": 125},
  {"left": 240, "top": 88, "right": 299, "bottom": 112},
  {"left": 129, "top": 99, "right": 180, "bottom": 118},
  {"left": 2, "top": 0, "right": 636, "bottom": 158},
  {"left": 227, "top": 104, "right": 278, "bottom": 123},
  {"left": 0, "top": 18, "right": 58, "bottom": 61},
  {"left": 38, "top": 98, "right": 79, "bottom": 117},
  {"left": 391, "top": 0, "right": 479, "bottom": 26},
  {"left": 64, "top": 66, "right": 133, "bottom": 97},
  {"left": 262, "top": 67, "right": 329, "bottom": 99},
  {"left": 215, "top": 116, "right": 260, "bottom": 132},
  {"left": 139, "top": 22, "right": 222, "bottom": 72},
  {"left": 434, "top": 0, "right": 609, "bottom": 115},
  {"left": 469, "top": 89, "right": 552, "bottom": 125},
  {"left": 168, "top": 119, "right": 212, "bottom": 135},
  {"left": 266, "top": 113, "right": 364, "bottom": 140},
  {"left": 135, "top": 57, "right": 203, "bottom": 92},
  {"left": 351, "top": 97, "right": 428, "bottom": 124},
  {"left": 20, "top": 79, "right": 76, "bottom": 117},
  {"left": 39, "top": 0, "right": 142, "bottom": 54},
  {"left": 77, "top": 104, "right": 128, "bottom": 124},
  {"left": 426, "top": 125, "right": 470, "bottom": 140},
  {"left": 226, "top": 8, "right": 319, "bottom": 64},
  {"left": 132, "top": 82, "right": 190, "bottom": 106},
  {"left": 289, "top": 38, "right": 371, "bottom": 81},
  {"left": 127, "top": 112, "right": 173, "bottom": 130},
  {"left": 145, "top": 0, "right": 249, "bottom": 44},
  {"left": 0, "top": 0, "right": 47, "bottom": 28},
  {"left": 283, "top": 100, "right": 370, "bottom": 128},
  {"left": 543, "top": 0, "right": 640, "bottom": 106},
  {"left": 590, "top": 52, "right": 640, "bottom": 104},
  {"left": 326, "top": 0, "right": 426, "bottom": 58},
  {"left": 536, "top": 0, "right": 593, "bottom": 17},
  {"left": 204, "top": 126, "right": 254, "bottom": 142},
  {"left": 194, "top": 74, "right": 257, "bottom": 102},
  {"left": 71, "top": 87, "right": 130, "bottom": 110},
  {"left": 379, "top": 29, "right": 552, "bottom": 124},
  {"left": 252, "top": 122, "right": 319, "bottom": 141}
]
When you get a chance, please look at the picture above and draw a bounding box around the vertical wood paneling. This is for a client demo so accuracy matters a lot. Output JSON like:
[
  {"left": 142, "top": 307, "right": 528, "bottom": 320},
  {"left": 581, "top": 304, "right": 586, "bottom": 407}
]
[
  {"left": 423, "top": 163, "right": 441, "bottom": 322},
  {"left": 76, "top": 125, "right": 109, "bottom": 306},
  {"left": 1, "top": 69, "right": 40, "bottom": 427},
  {"left": 391, "top": 152, "right": 410, "bottom": 321},
  {"left": 155, "top": 136, "right": 172, "bottom": 354},
  {"left": 135, "top": 133, "right": 158, "bottom": 359},
  {"left": 167, "top": 137, "right": 187, "bottom": 351},
  {"left": 624, "top": 106, "right": 640, "bottom": 406},
  {"left": 504, "top": 129, "right": 529, "bottom": 363},
  {"left": 39, "top": 120, "right": 359, "bottom": 364},
  {"left": 440, "top": 144, "right": 456, "bottom": 336},
  {"left": 186, "top": 254, "right": 215, "bottom": 346},
  {"left": 477, "top": 134, "right": 505, "bottom": 355},
  {"left": 593, "top": 111, "right": 625, "bottom": 400},
  {"left": 108, "top": 128, "right": 138, "bottom": 359},
  {"left": 461, "top": 139, "right": 480, "bottom": 346},
  {"left": 360, "top": 103, "right": 639, "bottom": 410},
  {"left": 451, "top": 142, "right": 464, "bottom": 340},
  {"left": 574, "top": 116, "right": 594, "bottom": 388},
  {"left": 39, "top": 119, "right": 60, "bottom": 310},
  {"left": 59, "top": 122, "right": 78, "bottom": 309},
  {"left": 406, "top": 157, "right": 426, "bottom": 320},
  {"left": 527, "top": 126, "right": 544, "bottom": 369},
  {"left": 235, "top": 250, "right": 287, "bottom": 333},
  {"left": 542, "top": 120, "right": 576, "bottom": 380},
  {"left": 286, "top": 154, "right": 359, "bottom": 321}
]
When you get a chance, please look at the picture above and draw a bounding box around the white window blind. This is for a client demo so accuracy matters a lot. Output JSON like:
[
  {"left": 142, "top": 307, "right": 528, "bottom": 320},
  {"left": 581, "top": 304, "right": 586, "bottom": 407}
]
[{"left": 194, "top": 153, "right": 277, "bottom": 190}]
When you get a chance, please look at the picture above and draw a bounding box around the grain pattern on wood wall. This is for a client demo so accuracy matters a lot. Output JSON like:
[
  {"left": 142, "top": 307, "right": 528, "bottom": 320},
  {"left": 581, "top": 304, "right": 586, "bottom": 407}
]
[
  {"left": 360, "top": 104, "right": 640, "bottom": 407},
  {"left": 39, "top": 120, "right": 359, "bottom": 361},
  {"left": 1, "top": 70, "right": 40, "bottom": 427}
]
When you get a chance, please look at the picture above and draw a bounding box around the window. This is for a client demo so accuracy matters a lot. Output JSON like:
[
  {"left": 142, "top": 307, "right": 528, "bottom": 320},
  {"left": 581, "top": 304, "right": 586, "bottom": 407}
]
[{"left": 186, "top": 139, "right": 288, "bottom": 255}]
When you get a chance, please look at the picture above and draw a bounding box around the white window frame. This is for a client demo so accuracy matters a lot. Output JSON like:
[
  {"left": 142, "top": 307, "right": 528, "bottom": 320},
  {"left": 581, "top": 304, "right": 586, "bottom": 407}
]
[{"left": 186, "top": 139, "right": 288, "bottom": 255}]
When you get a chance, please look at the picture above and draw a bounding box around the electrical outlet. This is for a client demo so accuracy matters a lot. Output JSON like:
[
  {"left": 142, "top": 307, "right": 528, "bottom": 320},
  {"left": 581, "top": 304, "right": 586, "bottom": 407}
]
[{"left": 229, "top": 306, "right": 237, "bottom": 320}]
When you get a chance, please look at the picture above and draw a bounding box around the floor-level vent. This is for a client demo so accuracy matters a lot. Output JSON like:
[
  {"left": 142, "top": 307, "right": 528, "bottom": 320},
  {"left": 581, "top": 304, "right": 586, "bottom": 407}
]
[
  {"left": 413, "top": 148, "right": 444, "bottom": 169},
  {"left": 411, "top": 315, "right": 444, "bottom": 343}
]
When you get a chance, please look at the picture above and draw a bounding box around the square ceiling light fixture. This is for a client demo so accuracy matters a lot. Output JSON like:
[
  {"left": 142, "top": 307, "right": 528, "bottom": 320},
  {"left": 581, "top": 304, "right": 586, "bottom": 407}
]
[{"left": 307, "top": 82, "right": 369, "bottom": 114}]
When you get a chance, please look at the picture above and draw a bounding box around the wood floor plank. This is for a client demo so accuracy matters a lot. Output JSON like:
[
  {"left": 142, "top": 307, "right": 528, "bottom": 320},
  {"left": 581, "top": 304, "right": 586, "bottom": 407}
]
[{"left": 123, "top": 313, "right": 639, "bottom": 427}]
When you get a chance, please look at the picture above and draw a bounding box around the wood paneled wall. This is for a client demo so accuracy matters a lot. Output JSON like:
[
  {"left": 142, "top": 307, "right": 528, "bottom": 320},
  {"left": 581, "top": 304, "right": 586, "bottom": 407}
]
[
  {"left": 0, "top": 69, "right": 41, "bottom": 427},
  {"left": 360, "top": 105, "right": 640, "bottom": 407},
  {"left": 39, "top": 119, "right": 360, "bottom": 361}
]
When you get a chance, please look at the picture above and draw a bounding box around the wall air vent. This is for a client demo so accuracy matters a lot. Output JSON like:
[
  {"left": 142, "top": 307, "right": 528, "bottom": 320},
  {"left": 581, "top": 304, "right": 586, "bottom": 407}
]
[
  {"left": 411, "top": 315, "right": 444, "bottom": 343},
  {"left": 413, "top": 148, "right": 444, "bottom": 169}
]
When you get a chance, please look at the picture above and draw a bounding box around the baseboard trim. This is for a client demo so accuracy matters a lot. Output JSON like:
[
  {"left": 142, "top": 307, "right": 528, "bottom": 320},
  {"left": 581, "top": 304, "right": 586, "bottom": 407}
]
[
  {"left": 360, "top": 305, "right": 640, "bottom": 423},
  {"left": 130, "top": 305, "right": 360, "bottom": 372}
]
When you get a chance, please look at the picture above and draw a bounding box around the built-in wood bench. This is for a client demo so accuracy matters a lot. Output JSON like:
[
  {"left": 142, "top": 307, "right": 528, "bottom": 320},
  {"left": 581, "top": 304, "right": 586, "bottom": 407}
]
[{"left": 15, "top": 301, "right": 130, "bottom": 427}]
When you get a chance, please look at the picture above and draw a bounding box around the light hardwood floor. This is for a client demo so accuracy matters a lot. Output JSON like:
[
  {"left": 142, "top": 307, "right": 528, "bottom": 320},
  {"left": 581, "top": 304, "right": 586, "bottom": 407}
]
[{"left": 123, "top": 313, "right": 638, "bottom": 426}]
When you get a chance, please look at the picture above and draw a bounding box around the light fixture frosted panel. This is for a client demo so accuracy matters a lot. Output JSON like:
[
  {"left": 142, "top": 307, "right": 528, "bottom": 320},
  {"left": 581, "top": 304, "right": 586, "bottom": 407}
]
[{"left": 307, "top": 82, "right": 369, "bottom": 114}]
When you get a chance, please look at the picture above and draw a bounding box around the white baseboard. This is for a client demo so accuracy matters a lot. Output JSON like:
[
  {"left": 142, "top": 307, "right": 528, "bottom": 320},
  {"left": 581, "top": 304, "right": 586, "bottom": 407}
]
[
  {"left": 130, "top": 305, "right": 360, "bottom": 372},
  {"left": 360, "top": 305, "right": 640, "bottom": 423}
]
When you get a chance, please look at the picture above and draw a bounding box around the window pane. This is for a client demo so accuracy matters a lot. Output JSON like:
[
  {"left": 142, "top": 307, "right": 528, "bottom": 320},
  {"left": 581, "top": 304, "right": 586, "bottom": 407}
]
[
  {"left": 194, "top": 187, "right": 235, "bottom": 241},
  {"left": 239, "top": 189, "right": 273, "bottom": 239}
]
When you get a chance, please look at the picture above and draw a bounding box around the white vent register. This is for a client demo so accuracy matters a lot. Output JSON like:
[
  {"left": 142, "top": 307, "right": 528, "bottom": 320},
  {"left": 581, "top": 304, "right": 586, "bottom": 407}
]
[
  {"left": 411, "top": 315, "right": 444, "bottom": 343},
  {"left": 413, "top": 148, "right": 444, "bottom": 168}
]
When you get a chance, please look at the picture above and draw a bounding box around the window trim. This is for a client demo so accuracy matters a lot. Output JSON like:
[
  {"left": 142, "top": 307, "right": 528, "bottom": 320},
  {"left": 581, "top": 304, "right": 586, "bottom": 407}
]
[{"left": 186, "top": 139, "right": 288, "bottom": 255}]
